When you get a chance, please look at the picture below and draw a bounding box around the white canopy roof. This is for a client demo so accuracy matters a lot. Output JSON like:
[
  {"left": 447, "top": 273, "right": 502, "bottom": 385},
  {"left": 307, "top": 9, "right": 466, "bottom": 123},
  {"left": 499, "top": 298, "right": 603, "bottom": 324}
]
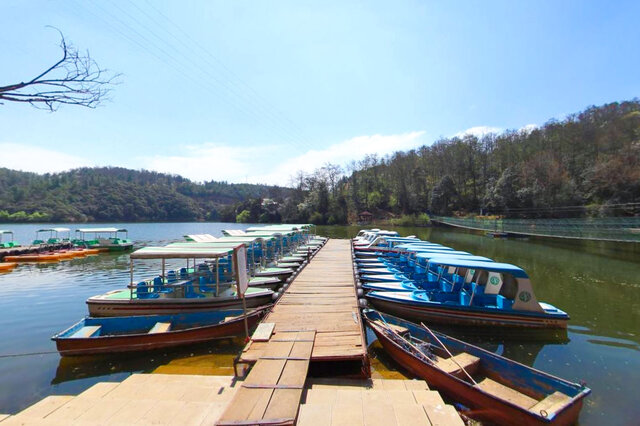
[{"left": 76, "top": 227, "right": 127, "bottom": 233}]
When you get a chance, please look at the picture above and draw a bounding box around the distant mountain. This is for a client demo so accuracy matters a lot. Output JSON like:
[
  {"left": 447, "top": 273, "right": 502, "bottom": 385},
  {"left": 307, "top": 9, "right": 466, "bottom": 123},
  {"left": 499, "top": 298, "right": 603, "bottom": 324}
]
[{"left": 0, "top": 167, "right": 293, "bottom": 222}]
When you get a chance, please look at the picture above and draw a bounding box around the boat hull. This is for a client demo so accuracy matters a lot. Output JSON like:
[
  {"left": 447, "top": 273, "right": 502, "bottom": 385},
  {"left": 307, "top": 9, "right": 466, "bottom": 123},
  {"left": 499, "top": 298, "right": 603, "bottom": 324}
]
[
  {"left": 54, "top": 307, "right": 269, "bottom": 356},
  {"left": 365, "top": 311, "right": 588, "bottom": 426},
  {"left": 87, "top": 292, "right": 274, "bottom": 317},
  {"left": 367, "top": 295, "right": 568, "bottom": 329}
]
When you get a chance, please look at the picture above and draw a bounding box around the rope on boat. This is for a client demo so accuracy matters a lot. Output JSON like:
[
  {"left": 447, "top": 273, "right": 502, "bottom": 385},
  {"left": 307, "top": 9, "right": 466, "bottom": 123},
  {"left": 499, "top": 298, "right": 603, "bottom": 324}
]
[{"left": 0, "top": 350, "right": 58, "bottom": 358}]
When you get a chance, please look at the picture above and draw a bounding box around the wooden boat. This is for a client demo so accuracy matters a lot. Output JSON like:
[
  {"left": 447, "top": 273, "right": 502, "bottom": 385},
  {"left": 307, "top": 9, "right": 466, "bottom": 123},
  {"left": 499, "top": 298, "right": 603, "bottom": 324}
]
[
  {"left": 366, "top": 258, "right": 569, "bottom": 328},
  {"left": 74, "top": 227, "right": 133, "bottom": 251},
  {"left": 0, "top": 262, "right": 17, "bottom": 272},
  {"left": 87, "top": 246, "right": 274, "bottom": 317},
  {"left": 363, "top": 309, "right": 590, "bottom": 426},
  {"left": 53, "top": 306, "right": 270, "bottom": 356}
]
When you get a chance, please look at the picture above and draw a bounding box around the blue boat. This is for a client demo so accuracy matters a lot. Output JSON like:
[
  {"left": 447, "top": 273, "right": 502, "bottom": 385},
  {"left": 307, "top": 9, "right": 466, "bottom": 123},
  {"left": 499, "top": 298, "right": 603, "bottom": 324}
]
[{"left": 366, "top": 258, "right": 569, "bottom": 329}]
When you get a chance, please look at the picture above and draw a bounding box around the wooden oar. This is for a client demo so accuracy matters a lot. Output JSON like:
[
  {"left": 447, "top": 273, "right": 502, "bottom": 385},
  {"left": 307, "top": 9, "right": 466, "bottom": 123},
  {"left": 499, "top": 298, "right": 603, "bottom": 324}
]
[
  {"left": 420, "top": 322, "right": 478, "bottom": 386},
  {"left": 375, "top": 314, "right": 437, "bottom": 366}
]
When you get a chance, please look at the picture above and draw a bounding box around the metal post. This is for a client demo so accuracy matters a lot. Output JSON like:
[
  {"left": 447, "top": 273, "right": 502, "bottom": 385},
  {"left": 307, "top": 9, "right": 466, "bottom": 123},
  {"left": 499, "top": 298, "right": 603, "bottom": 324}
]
[
  {"left": 130, "top": 259, "right": 134, "bottom": 300},
  {"left": 215, "top": 257, "right": 219, "bottom": 295}
]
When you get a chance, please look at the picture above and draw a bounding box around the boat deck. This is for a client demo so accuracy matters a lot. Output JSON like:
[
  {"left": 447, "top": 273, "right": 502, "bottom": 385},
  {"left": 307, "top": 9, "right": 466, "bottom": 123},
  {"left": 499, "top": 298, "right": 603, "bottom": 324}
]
[{"left": 238, "top": 239, "right": 367, "bottom": 370}]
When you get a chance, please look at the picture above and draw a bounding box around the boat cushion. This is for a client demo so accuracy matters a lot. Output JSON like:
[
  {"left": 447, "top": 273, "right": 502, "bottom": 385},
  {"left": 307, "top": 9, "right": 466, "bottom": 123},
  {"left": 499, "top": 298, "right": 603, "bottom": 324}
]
[
  {"left": 435, "top": 352, "right": 480, "bottom": 377},
  {"left": 529, "top": 391, "right": 572, "bottom": 416},
  {"left": 70, "top": 325, "right": 101, "bottom": 338},
  {"left": 148, "top": 322, "right": 171, "bottom": 334}
]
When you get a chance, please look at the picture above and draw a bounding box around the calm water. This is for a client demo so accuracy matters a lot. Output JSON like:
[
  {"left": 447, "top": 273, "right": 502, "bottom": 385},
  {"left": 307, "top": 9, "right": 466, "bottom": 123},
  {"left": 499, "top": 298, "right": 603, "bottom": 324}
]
[{"left": 0, "top": 223, "right": 638, "bottom": 425}]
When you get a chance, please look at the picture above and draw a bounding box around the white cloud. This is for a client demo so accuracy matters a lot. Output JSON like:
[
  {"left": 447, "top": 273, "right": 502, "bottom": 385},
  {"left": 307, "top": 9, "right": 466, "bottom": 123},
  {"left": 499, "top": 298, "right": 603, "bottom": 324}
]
[
  {"left": 1, "top": 131, "right": 428, "bottom": 186},
  {"left": 143, "top": 142, "right": 268, "bottom": 183},
  {"left": 0, "top": 143, "right": 93, "bottom": 173},
  {"left": 254, "top": 131, "right": 427, "bottom": 185},
  {"left": 142, "top": 131, "right": 427, "bottom": 186},
  {"left": 453, "top": 126, "right": 502, "bottom": 138},
  {"left": 519, "top": 123, "right": 538, "bottom": 133}
]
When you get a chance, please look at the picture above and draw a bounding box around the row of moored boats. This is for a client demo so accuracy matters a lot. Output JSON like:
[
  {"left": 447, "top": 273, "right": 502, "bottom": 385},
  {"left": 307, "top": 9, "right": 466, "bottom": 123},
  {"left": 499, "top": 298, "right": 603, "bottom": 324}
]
[
  {"left": 52, "top": 225, "right": 326, "bottom": 356},
  {"left": 354, "top": 229, "right": 590, "bottom": 426},
  {"left": 0, "top": 228, "right": 134, "bottom": 271}
]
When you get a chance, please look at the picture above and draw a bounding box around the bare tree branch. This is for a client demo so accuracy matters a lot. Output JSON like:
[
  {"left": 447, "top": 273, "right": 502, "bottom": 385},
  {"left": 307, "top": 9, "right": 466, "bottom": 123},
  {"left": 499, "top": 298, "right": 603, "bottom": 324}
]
[{"left": 0, "top": 28, "right": 120, "bottom": 111}]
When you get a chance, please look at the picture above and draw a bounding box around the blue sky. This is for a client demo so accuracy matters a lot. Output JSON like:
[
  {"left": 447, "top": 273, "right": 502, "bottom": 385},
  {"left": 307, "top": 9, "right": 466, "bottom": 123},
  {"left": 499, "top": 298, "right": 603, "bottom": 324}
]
[{"left": 1, "top": 0, "right": 638, "bottom": 185}]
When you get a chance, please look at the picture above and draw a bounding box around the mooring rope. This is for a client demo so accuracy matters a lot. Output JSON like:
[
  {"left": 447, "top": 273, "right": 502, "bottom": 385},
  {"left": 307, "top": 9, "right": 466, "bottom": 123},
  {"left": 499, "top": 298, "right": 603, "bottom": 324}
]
[{"left": 0, "top": 350, "right": 58, "bottom": 358}]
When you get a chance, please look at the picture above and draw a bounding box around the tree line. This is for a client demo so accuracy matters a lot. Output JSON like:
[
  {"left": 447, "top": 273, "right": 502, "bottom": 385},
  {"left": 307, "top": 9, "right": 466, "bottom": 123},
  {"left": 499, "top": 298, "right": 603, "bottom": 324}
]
[
  {"left": 284, "top": 99, "right": 640, "bottom": 223},
  {"left": 0, "top": 167, "right": 291, "bottom": 222},
  {"left": 1, "top": 100, "right": 638, "bottom": 224}
]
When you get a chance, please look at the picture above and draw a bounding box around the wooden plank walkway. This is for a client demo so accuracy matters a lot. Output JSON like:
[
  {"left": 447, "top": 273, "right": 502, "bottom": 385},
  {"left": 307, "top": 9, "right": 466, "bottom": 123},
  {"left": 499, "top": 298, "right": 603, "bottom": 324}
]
[
  {"left": 238, "top": 239, "right": 367, "bottom": 366},
  {"left": 217, "top": 331, "right": 316, "bottom": 425}
]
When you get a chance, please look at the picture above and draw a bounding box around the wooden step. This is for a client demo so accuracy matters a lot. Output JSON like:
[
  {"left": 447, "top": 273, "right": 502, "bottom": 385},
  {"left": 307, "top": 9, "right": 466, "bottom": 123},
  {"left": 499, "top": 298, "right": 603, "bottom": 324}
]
[
  {"left": 476, "top": 377, "right": 537, "bottom": 409},
  {"left": 70, "top": 325, "right": 101, "bottom": 338},
  {"left": 434, "top": 352, "right": 480, "bottom": 377},
  {"left": 529, "top": 391, "right": 572, "bottom": 416}
]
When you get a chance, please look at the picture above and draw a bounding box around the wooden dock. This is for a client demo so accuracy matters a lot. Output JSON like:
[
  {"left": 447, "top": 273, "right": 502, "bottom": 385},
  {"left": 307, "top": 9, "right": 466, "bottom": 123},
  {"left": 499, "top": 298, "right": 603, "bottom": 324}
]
[
  {"left": 237, "top": 239, "right": 367, "bottom": 371},
  {"left": 217, "top": 330, "right": 315, "bottom": 425},
  {"left": 1, "top": 238, "right": 466, "bottom": 425},
  {"left": 0, "top": 375, "right": 464, "bottom": 425}
]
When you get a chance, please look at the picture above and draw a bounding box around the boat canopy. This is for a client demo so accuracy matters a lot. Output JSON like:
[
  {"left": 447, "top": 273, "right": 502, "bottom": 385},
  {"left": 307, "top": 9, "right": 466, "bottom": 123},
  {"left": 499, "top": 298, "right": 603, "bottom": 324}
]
[
  {"left": 184, "top": 234, "right": 217, "bottom": 242},
  {"left": 415, "top": 251, "right": 473, "bottom": 259},
  {"left": 222, "top": 229, "right": 247, "bottom": 236},
  {"left": 166, "top": 242, "right": 254, "bottom": 248},
  {"left": 417, "top": 253, "right": 493, "bottom": 262},
  {"left": 130, "top": 246, "right": 232, "bottom": 259},
  {"left": 427, "top": 257, "right": 529, "bottom": 279},
  {"left": 0, "top": 230, "right": 14, "bottom": 235},
  {"left": 395, "top": 242, "right": 446, "bottom": 249},
  {"left": 76, "top": 227, "right": 127, "bottom": 233},
  {"left": 37, "top": 227, "right": 71, "bottom": 233},
  {"left": 400, "top": 246, "right": 455, "bottom": 253},
  {"left": 216, "top": 236, "right": 273, "bottom": 243},
  {"left": 246, "top": 230, "right": 293, "bottom": 236}
]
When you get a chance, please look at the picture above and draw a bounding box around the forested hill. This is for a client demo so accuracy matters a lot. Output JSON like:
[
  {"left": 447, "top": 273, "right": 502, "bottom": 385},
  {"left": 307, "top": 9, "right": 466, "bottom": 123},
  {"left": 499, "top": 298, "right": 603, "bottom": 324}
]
[
  {"left": 0, "top": 167, "right": 291, "bottom": 222},
  {"left": 340, "top": 99, "right": 640, "bottom": 220}
]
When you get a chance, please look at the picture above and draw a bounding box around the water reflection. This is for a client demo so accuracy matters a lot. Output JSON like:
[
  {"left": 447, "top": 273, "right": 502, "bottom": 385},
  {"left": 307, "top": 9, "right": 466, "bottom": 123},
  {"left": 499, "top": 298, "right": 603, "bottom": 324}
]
[{"left": 51, "top": 338, "right": 244, "bottom": 385}]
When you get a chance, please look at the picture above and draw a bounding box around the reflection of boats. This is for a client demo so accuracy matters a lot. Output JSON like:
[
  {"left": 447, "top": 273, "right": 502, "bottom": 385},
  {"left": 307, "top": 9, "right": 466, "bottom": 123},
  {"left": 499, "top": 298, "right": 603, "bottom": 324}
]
[
  {"left": 53, "top": 306, "right": 269, "bottom": 356},
  {"left": 364, "top": 309, "right": 590, "bottom": 426},
  {"left": 51, "top": 337, "right": 246, "bottom": 385},
  {"left": 74, "top": 227, "right": 133, "bottom": 251},
  {"left": 367, "top": 258, "right": 569, "bottom": 329},
  {"left": 87, "top": 247, "right": 274, "bottom": 317}
]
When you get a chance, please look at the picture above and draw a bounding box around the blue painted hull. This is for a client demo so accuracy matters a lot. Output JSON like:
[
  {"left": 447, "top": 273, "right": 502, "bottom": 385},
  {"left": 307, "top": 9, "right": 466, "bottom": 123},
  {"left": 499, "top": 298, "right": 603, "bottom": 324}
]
[
  {"left": 366, "top": 291, "right": 569, "bottom": 329},
  {"left": 53, "top": 306, "right": 270, "bottom": 356}
]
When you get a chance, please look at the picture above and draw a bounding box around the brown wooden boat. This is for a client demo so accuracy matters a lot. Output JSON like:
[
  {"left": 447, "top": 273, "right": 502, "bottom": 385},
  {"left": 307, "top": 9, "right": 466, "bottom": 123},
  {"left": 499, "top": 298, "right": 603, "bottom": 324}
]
[
  {"left": 364, "top": 309, "right": 590, "bottom": 426},
  {"left": 52, "top": 306, "right": 270, "bottom": 356}
]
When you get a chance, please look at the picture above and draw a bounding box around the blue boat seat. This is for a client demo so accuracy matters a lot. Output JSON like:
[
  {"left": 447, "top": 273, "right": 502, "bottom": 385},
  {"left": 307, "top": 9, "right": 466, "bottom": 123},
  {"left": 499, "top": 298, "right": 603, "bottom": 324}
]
[
  {"left": 185, "top": 281, "right": 205, "bottom": 298},
  {"left": 459, "top": 291, "right": 471, "bottom": 305},
  {"left": 167, "top": 270, "right": 177, "bottom": 283},
  {"left": 199, "top": 276, "right": 215, "bottom": 292},
  {"left": 136, "top": 281, "right": 159, "bottom": 299},
  {"left": 153, "top": 276, "right": 172, "bottom": 294},
  {"left": 179, "top": 267, "right": 188, "bottom": 278},
  {"left": 451, "top": 274, "right": 465, "bottom": 292}
]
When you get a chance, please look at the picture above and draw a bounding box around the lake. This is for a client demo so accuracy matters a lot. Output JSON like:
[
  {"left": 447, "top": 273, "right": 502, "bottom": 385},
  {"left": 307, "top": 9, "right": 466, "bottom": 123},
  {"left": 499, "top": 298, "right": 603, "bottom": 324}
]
[{"left": 1, "top": 222, "right": 639, "bottom": 425}]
